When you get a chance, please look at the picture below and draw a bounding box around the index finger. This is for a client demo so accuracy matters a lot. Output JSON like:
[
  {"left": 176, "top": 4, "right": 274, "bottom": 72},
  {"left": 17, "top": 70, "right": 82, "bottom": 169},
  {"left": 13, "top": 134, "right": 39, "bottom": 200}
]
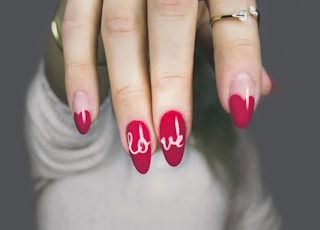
[{"left": 61, "top": 0, "right": 102, "bottom": 134}]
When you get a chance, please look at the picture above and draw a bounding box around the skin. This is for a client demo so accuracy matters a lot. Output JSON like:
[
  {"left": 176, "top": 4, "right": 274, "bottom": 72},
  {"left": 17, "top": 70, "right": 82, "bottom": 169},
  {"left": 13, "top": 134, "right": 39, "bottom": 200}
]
[
  {"left": 45, "top": 0, "right": 273, "bottom": 157},
  {"left": 45, "top": 0, "right": 109, "bottom": 105}
]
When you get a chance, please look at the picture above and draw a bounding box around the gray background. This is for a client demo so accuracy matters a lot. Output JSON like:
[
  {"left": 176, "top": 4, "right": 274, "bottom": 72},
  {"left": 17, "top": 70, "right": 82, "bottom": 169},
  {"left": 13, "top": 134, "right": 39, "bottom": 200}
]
[{"left": 1, "top": 0, "right": 319, "bottom": 229}]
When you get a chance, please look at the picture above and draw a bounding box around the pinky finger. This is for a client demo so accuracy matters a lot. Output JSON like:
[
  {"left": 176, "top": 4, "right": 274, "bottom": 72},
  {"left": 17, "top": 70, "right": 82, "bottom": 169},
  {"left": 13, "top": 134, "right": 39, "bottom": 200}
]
[
  {"left": 261, "top": 67, "right": 277, "bottom": 96},
  {"left": 61, "top": 0, "right": 102, "bottom": 134}
]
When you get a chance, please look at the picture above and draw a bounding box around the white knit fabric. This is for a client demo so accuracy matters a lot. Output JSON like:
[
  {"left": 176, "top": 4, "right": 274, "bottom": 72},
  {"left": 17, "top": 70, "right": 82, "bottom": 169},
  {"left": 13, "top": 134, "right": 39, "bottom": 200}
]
[{"left": 25, "top": 62, "right": 281, "bottom": 230}]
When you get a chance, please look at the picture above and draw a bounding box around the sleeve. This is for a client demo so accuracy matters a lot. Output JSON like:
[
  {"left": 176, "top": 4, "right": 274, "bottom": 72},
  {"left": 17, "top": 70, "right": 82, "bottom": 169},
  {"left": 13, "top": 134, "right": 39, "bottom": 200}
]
[
  {"left": 25, "top": 62, "right": 117, "bottom": 182},
  {"left": 225, "top": 131, "right": 282, "bottom": 230}
]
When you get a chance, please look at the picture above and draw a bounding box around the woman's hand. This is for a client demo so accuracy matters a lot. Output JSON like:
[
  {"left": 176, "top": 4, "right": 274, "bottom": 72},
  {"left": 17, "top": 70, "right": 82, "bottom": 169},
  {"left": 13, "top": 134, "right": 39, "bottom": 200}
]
[{"left": 60, "top": 0, "right": 273, "bottom": 173}]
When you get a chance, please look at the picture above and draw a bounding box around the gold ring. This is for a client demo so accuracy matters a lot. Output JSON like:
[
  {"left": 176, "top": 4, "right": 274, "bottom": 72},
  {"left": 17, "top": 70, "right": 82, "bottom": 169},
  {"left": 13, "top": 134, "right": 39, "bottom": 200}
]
[
  {"left": 209, "top": 6, "right": 260, "bottom": 28},
  {"left": 51, "top": 6, "right": 63, "bottom": 51}
]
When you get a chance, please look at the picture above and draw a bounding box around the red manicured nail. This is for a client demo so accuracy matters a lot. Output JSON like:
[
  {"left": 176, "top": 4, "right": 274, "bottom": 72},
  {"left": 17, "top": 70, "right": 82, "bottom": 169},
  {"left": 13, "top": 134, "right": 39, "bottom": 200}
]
[
  {"left": 74, "top": 110, "right": 91, "bottom": 134},
  {"left": 126, "top": 121, "right": 151, "bottom": 174},
  {"left": 229, "top": 73, "right": 255, "bottom": 128},
  {"left": 160, "top": 111, "right": 186, "bottom": 166},
  {"left": 72, "top": 91, "right": 91, "bottom": 134},
  {"left": 229, "top": 94, "right": 254, "bottom": 128}
]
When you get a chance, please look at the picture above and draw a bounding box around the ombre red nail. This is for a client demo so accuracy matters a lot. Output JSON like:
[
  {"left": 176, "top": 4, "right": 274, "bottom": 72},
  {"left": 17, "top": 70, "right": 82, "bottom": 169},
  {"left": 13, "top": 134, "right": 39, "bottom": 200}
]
[
  {"left": 160, "top": 111, "right": 186, "bottom": 166},
  {"left": 229, "top": 94, "right": 254, "bottom": 128},
  {"left": 72, "top": 91, "right": 91, "bottom": 134},
  {"left": 229, "top": 73, "right": 255, "bottom": 128},
  {"left": 74, "top": 110, "right": 91, "bottom": 134},
  {"left": 126, "top": 121, "right": 151, "bottom": 174}
]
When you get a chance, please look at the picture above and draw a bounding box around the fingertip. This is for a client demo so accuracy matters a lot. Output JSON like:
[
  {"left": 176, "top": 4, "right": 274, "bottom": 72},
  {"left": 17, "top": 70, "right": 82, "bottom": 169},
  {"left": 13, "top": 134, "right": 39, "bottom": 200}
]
[{"left": 262, "top": 68, "right": 278, "bottom": 96}]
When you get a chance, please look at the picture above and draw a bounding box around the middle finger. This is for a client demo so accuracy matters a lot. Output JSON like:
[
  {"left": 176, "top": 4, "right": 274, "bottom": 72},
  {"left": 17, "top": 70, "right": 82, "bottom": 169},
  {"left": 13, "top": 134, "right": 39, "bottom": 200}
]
[
  {"left": 101, "top": 0, "right": 154, "bottom": 174},
  {"left": 148, "top": 0, "right": 198, "bottom": 166}
]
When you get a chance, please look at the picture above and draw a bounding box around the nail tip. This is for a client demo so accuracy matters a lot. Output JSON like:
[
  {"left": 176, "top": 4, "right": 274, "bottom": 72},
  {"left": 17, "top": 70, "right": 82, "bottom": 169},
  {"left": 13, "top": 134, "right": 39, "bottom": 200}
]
[
  {"left": 78, "top": 129, "right": 90, "bottom": 135},
  {"left": 137, "top": 167, "right": 149, "bottom": 174},
  {"left": 162, "top": 147, "right": 184, "bottom": 167},
  {"left": 134, "top": 163, "right": 149, "bottom": 174},
  {"left": 131, "top": 153, "right": 151, "bottom": 174},
  {"left": 234, "top": 121, "right": 250, "bottom": 129},
  {"left": 166, "top": 158, "right": 183, "bottom": 167},
  {"left": 231, "top": 113, "right": 252, "bottom": 129}
]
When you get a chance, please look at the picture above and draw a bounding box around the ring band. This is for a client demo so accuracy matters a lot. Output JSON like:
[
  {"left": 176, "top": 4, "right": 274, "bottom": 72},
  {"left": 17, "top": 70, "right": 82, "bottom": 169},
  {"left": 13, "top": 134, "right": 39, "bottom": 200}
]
[{"left": 209, "top": 6, "right": 260, "bottom": 28}]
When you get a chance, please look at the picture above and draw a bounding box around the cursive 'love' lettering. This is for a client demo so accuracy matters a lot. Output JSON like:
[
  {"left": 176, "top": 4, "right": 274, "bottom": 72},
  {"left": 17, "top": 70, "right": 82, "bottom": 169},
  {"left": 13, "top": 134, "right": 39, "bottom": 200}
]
[
  {"left": 127, "top": 125, "right": 150, "bottom": 155},
  {"left": 161, "top": 117, "right": 184, "bottom": 151}
]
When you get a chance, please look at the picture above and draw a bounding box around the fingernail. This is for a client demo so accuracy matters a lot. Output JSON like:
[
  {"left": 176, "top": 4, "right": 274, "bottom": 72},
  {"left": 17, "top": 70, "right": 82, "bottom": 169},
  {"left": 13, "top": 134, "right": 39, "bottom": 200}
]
[
  {"left": 160, "top": 111, "right": 186, "bottom": 166},
  {"left": 72, "top": 91, "right": 91, "bottom": 134},
  {"left": 229, "top": 73, "right": 255, "bottom": 128},
  {"left": 126, "top": 121, "right": 151, "bottom": 174}
]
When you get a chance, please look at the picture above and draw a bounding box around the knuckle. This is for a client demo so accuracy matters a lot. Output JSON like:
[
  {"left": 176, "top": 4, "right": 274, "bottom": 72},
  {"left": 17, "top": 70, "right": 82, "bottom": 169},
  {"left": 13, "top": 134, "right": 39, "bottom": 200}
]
[
  {"left": 153, "top": 0, "right": 191, "bottom": 16},
  {"left": 61, "top": 17, "right": 90, "bottom": 38},
  {"left": 65, "top": 61, "right": 93, "bottom": 79},
  {"left": 101, "top": 14, "right": 138, "bottom": 36},
  {"left": 224, "top": 38, "right": 257, "bottom": 53},
  {"left": 154, "top": 72, "right": 189, "bottom": 89},
  {"left": 113, "top": 86, "right": 148, "bottom": 104},
  {"left": 158, "top": 73, "right": 187, "bottom": 81}
]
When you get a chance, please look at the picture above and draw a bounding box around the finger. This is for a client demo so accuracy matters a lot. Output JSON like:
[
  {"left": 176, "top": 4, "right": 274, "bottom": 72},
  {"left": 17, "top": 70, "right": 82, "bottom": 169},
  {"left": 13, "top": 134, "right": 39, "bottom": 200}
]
[
  {"left": 62, "top": 0, "right": 102, "bottom": 134},
  {"left": 208, "top": 0, "right": 261, "bottom": 128},
  {"left": 261, "top": 67, "right": 276, "bottom": 96},
  {"left": 195, "top": 6, "right": 274, "bottom": 97},
  {"left": 195, "top": 1, "right": 213, "bottom": 65},
  {"left": 148, "top": 0, "right": 198, "bottom": 166},
  {"left": 101, "top": 0, "right": 154, "bottom": 174}
]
